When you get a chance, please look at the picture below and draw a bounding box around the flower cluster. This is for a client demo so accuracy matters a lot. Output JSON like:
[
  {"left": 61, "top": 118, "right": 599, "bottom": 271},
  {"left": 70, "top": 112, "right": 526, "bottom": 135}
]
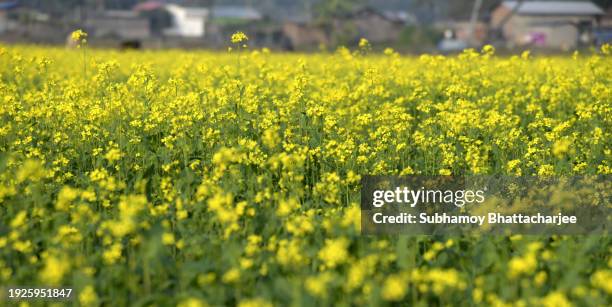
[
  {"left": 231, "top": 31, "right": 248, "bottom": 44},
  {"left": 70, "top": 29, "right": 88, "bottom": 47}
]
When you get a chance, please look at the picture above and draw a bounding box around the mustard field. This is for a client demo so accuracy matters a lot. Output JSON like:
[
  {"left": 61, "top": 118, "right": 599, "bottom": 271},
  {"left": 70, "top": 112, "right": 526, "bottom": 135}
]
[{"left": 0, "top": 41, "right": 610, "bottom": 306}]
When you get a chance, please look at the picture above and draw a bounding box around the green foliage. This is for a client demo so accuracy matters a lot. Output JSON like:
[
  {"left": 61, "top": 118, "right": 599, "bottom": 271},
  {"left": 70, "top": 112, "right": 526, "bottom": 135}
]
[{"left": 0, "top": 44, "right": 610, "bottom": 306}]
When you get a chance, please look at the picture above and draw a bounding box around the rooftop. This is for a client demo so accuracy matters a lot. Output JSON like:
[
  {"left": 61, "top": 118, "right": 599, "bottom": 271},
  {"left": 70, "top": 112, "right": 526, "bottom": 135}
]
[
  {"left": 211, "top": 6, "right": 262, "bottom": 20},
  {"left": 502, "top": 1, "right": 604, "bottom": 15}
]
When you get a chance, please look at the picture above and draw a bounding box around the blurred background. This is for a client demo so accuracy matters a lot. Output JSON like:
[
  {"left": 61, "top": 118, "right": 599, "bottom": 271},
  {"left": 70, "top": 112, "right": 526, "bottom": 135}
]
[{"left": 0, "top": 0, "right": 610, "bottom": 53}]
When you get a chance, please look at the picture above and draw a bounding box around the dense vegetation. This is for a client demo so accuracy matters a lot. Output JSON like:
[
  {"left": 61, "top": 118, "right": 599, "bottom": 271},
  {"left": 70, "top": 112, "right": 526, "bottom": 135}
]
[{"left": 0, "top": 41, "right": 610, "bottom": 306}]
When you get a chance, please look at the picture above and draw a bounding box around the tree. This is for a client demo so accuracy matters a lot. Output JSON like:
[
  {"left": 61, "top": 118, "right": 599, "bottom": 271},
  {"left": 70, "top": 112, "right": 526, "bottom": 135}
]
[{"left": 314, "top": 0, "right": 366, "bottom": 20}]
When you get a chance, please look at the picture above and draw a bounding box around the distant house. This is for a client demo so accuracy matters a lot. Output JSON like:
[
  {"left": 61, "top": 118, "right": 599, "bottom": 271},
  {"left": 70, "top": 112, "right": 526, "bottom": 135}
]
[
  {"left": 279, "top": 7, "right": 407, "bottom": 50},
  {"left": 163, "top": 4, "right": 209, "bottom": 37},
  {"left": 331, "top": 7, "right": 406, "bottom": 44},
  {"left": 205, "top": 5, "right": 264, "bottom": 44},
  {"left": 160, "top": 4, "right": 263, "bottom": 38},
  {"left": 281, "top": 22, "right": 328, "bottom": 50},
  {"left": 132, "top": 1, "right": 171, "bottom": 36},
  {"left": 491, "top": 1, "right": 605, "bottom": 49},
  {"left": 87, "top": 10, "right": 150, "bottom": 40}
]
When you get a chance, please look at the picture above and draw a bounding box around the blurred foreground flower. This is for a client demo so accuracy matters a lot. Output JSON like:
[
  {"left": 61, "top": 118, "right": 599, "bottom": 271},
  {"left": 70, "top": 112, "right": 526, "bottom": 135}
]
[{"left": 70, "top": 29, "right": 88, "bottom": 46}]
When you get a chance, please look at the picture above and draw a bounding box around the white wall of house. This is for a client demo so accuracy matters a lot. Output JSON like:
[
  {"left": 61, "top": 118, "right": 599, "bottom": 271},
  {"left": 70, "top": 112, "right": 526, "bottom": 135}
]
[
  {"left": 164, "top": 4, "right": 209, "bottom": 38},
  {"left": 491, "top": 2, "right": 604, "bottom": 49},
  {"left": 504, "top": 15, "right": 592, "bottom": 49}
]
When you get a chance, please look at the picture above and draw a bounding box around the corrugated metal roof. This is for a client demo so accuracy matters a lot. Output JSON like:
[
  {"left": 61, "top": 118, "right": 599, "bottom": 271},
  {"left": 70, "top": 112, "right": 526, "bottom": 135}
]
[
  {"left": 502, "top": 1, "right": 604, "bottom": 15},
  {"left": 212, "top": 6, "right": 262, "bottom": 20}
]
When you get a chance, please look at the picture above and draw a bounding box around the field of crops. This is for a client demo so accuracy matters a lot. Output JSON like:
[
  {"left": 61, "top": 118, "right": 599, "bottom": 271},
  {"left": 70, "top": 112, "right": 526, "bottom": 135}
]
[{"left": 0, "top": 37, "right": 610, "bottom": 306}]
